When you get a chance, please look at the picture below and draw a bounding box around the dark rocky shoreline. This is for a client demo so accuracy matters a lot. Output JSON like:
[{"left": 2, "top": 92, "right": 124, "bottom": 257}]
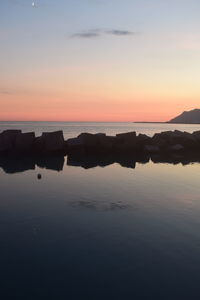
[{"left": 1, "top": 129, "right": 200, "bottom": 173}]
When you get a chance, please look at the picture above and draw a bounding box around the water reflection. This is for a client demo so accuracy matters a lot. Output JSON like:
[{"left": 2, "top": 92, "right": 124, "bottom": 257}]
[
  {"left": 0, "top": 154, "right": 64, "bottom": 173},
  {"left": 36, "top": 155, "right": 64, "bottom": 171},
  {"left": 0, "top": 155, "right": 35, "bottom": 173},
  {"left": 70, "top": 199, "right": 132, "bottom": 212},
  {"left": 67, "top": 153, "right": 149, "bottom": 169},
  {"left": 0, "top": 153, "right": 200, "bottom": 174},
  {"left": 67, "top": 153, "right": 200, "bottom": 169},
  {"left": 1, "top": 150, "right": 200, "bottom": 300}
]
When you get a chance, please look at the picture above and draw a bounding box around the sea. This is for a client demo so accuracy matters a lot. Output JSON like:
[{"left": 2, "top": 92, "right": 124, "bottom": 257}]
[
  {"left": 1, "top": 121, "right": 200, "bottom": 299},
  {"left": 0, "top": 120, "right": 200, "bottom": 138}
]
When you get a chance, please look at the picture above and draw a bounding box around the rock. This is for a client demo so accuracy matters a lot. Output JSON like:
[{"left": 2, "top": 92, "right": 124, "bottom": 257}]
[
  {"left": 144, "top": 145, "right": 160, "bottom": 153},
  {"left": 15, "top": 132, "right": 35, "bottom": 151},
  {"left": 168, "top": 144, "right": 184, "bottom": 152},
  {"left": 153, "top": 130, "right": 198, "bottom": 150},
  {"left": 116, "top": 131, "right": 136, "bottom": 138},
  {"left": 153, "top": 131, "right": 178, "bottom": 149},
  {"left": 2, "top": 129, "right": 22, "bottom": 139},
  {"left": 192, "top": 131, "right": 200, "bottom": 142},
  {"left": 152, "top": 134, "right": 167, "bottom": 149},
  {"left": 0, "top": 130, "right": 21, "bottom": 152},
  {"left": 137, "top": 133, "right": 152, "bottom": 145},
  {"left": 66, "top": 137, "right": 84, "bottom": 147},
  {"left": 114, "top": 141, "right": 138, "bottom": 153},
  {"left": 98, "top": 135, "right": 116, "bottom": 151},
  {"left": 152, "top": 131, "right": 173, "bottom": 144},
  {"left": 76, "top": 133, "right": 117, "bottom": 153},
  {"left": 116, "top": 131, "right": 136, "bottom": 141},
  {"left": 65, "top": 137, "right": 85, "bottom": 155},
  {"left": 41, "top": 131, "right": 65, "bottom": 152},
  {"left": 153, "top": 138, "right": 167, "bottom": 149},
  {"left": 1, "top": 129, "right": 200, "bottom": 158},
  {"left": 135, "top": 134, "right": 152, "bottom": 152},
  {"left": 171, "top": 131, "right": 197, "bottom": 149},
  {"left": 95, "top": 133, "right": 106, "bottom": 137},
  {"left": 0, "top": 134, "right": 12, "bottom": 152},
  {"left": 115, "top": 132, "right": 138, "bottom": 152},
  {"left": 78, "top": 133, "right": 100, "bottom": 147},
  {"left": 33, "top": 136, "right": 45, "bottom": 153}
]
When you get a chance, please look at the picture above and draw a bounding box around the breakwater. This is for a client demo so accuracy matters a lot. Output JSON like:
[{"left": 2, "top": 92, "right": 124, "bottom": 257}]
[
  {"left": 1, "top": 129, "right": 200, "bottom": 155},
  {"left": 1, "top": 129, "right": 200, "bottom": 173}
]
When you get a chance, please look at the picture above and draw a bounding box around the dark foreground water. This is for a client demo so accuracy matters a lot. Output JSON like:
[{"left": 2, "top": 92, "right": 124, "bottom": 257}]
[{"left": 1, "top": 122, "right": 200, "bottom": 299}]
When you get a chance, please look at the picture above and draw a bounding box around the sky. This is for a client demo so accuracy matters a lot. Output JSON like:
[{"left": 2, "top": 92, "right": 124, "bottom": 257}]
[{"left": 0, "top": 0, "right": 200, "bottom": 121}]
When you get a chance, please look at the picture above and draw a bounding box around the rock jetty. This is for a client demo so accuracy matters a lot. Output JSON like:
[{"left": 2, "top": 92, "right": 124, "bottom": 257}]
[
  {"left": 1, "top": 129, "right": 200, "bottom": 172},
  {"left": 1, "top": 129, "right": 200, "bottom": 156}
]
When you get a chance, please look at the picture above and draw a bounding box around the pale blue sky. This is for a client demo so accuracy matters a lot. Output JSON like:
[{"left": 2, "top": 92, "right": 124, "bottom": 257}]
[
  {"left": 1, "top": 0, "right": 200, "bottom": 121},
  {"left": 1, "top": 0, "right": 200, "bottom": 67}
]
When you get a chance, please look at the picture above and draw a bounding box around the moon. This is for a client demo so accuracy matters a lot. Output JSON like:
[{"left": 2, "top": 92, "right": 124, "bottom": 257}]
[{"left": 32, "top": 2, "right": 35, "bottom": 7}]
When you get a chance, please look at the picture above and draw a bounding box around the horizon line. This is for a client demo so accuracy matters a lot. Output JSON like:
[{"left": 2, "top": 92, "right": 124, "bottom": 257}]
[{"left": 0, "top": 120, "right": 166, "bottom": 123}]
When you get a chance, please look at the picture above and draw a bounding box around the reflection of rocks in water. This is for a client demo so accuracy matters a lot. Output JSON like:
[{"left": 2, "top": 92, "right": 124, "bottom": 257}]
[
  {"left": 2, "top": 150, "right": 200, "bottom": 175},
  {"left": 70, "top": 200, "right": 132, "bottom": 212},
  {"left": 151, "top": 153, "right": 200, "bottom": 166},
  {"left": 67, "top": 154, "right": 115, "bottom": 169},
  {"left": 67, "top": 153, "right": 150, "bottom": 170},
  {"left": 36, "top": 155, "right": 64, "bottom": 171},
  {"left": 0, "top": 154, "right": 65, "bottom": 174},
  {"left": 67, "top": 152, "right": 200, "bottom": 170},
  {"left": 0, "top": 155, "right": 35, "bottom": 174},
  {"left": 117, "top": 157, "right": 136, "bottom": 169}
]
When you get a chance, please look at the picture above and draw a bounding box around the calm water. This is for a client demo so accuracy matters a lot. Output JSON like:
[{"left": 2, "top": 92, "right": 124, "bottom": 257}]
[
  {"left": 0, "top": 121, "right": 200, "bottom": 138},
  {"left": 1, "top": 122, "right": 200, "bottom": 299}
]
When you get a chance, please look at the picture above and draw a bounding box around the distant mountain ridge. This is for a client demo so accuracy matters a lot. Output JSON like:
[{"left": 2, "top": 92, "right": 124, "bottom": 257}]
[{"left": 168, "top": 109, "right": 200, "bottom": 124}]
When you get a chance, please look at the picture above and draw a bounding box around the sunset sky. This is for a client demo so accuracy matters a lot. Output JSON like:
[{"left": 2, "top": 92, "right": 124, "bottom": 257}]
[{"left": 1, "top": 0, "right": 200, "bottom": 121}]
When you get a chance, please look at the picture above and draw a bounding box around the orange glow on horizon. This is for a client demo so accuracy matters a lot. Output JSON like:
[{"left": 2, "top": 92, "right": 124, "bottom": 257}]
[{"left": 0, "top": 92, "right": 197, "bottom": 122}]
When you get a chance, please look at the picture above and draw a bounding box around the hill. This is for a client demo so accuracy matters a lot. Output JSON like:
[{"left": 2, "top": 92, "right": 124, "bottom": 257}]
[{"left": 168, "top": 109, "right": 200, "bottom": 124}]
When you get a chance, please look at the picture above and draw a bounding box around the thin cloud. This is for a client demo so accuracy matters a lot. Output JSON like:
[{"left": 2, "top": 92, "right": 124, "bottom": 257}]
[
  {"left": 0, "top": 89, "right": 14, "bottom": 95},
  {"left": 0, "top": 88, "right": 30, "bottom": 95},
  {"left": 105, "top": 29, "right": 134, "bottom": 36},
  {"left": 71, "top": 32, "right": 100, "bottom": 38},
  {"left": 71, "top": 29, "right": 136, "bottom": 39}
]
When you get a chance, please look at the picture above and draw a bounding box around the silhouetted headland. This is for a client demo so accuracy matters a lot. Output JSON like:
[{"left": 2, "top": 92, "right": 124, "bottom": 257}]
[
  {"left": 168, "top": 108, "right": 200, "bottom": 124},
  {"left": 1, "top": 129, "right": 200, "bottom": 173},
  {"left": 134, "top": 109, "right": 200, "bottom": 124}
]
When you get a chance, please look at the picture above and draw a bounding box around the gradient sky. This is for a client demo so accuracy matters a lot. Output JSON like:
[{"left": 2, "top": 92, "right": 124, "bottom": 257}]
[{"left": 1, "top": 0, "right": 200, "bottom": 121}]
